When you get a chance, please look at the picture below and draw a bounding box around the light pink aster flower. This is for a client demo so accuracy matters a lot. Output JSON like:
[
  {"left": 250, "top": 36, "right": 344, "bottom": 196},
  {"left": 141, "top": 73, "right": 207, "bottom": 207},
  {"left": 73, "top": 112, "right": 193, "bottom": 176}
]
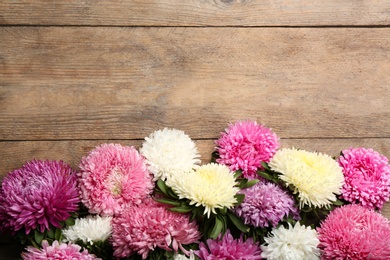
[
  {"left": 234, "top": 181, "right": 299, "bottom": 228},
  {"left": 317, "top": 204, "right": 390, "bottom": 259},
  {"left": 0, "top": 160, "right": 79, "bottom": 234},
  {"left": 338, "top": 147, "right": 390, "bottom": 210},
  {"left": 111, "top": 199, "right": 201, "bottom": 259},
  {"left": 195, "top": 230, "right": 262, "bottom": 259},
  {"left": 22, "top": 240, "right": 100, "bottom": 260},
  {"left": 215, "top": 120, "right": 279, "bottom": 179},
  {"left": 78, "top": 143, "right": 154, "bottom": 216}
]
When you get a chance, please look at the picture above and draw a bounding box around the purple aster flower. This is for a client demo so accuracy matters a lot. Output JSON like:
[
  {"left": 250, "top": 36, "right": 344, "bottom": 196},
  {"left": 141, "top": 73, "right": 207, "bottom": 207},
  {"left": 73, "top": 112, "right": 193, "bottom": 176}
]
[
  {"left": 195, "top": 230, "right": 261, "bottom": 259},
  {"left": 215, "top": 120, "right": 280, "bottom": 179},
  {"left": 0, "top": 160, "right": 79, "bottom": 234},
  {"left": 234, "top": 181, "right": 299, "bottom": 228}
]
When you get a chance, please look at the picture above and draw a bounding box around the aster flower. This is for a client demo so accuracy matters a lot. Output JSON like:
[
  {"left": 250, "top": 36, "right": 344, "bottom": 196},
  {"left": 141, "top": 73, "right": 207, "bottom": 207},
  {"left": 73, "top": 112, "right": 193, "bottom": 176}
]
[
  {"left": 268, "top": 148, "right": 344, "bottom": 208},
  {"left": 195, "top": 230, "right": 262, "bottom": 259},
  {"left": 111, "top": 200, "right": 201, "bottom": 259},
  {"left": 261, "top": 222, "right": 320, "bottom": 260},
  {"left": 317, "top": 204, "right": 390, "bottom": 259},
  {"left": 167, "top": 163, "right": 239, "bottom": 218},
  {"left": 63, "top": 215, "right": 112, "bottom": 244},
  {"left": 234, "top": 181, "right": 299, "bottom": 228},
  {"left": 0, "top": 160, "right": 79, "bottom": 235},
  {"left": 22, "top": 240, "right": 100, "bottom": 260},
  {"left": 140, "top": 128, "right": 201, "bottom": 181},
  {"left": 337, "top": 147, "right": 390, "bottom": 210},
  {"left": 78, "top": 143, "right": 154, "bottom": 216},
  {"left": 215, "top": 120, "right": 280, "bottom": 179},
  {"left": 173, "top": 251, "right": 195, "bottom": 260}
]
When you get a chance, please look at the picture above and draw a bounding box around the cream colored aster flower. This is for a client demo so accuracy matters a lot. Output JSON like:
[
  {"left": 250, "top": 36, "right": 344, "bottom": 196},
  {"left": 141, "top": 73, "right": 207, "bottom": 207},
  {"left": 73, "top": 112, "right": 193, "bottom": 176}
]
[
  {"left": 167, "top": 163, "right": 239, "bottom": 218},
  {"left": 63, "top": 215, "right": 112, "bottom": 244},
  {"left": 269, "top": 148, "right": 344, "bottom": 208},
  {"left": 261, "top": 222, "right": 320, "bottom": 260},
  {"left": 140, "top": 128, "right": 201, "bottom": 181}
]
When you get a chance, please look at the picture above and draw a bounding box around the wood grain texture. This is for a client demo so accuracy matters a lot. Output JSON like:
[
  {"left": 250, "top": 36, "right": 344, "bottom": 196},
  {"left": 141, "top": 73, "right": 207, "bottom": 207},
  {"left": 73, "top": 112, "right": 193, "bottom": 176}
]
[
  {"left": 1, "top": 138, "right": 390, "bottom": 219},
  {"left": 1, "top": 27, "right": 390, "bottom": 140},
  {"left": 0, "top": 0, "right": 390, "bottom": 26}
]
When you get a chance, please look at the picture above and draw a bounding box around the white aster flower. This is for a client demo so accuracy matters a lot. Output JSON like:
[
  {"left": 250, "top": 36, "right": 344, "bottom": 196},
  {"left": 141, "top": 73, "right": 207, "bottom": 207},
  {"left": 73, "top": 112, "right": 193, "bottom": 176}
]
[
  {"left": 268, "top": 148, "right": 344, "bottom": 208},
  {"left": 140, "top": 128, "right": 201, "bottom": 181},
  {"left": 173, "top": 251, "right": 195, "bottom": 260},
  {"left": 261, "top": 222, "right": 320, "bottom": 260},
  {"left": 167, "top": 163, "right": 239, "bottom": 218},
  {"left": 63, "top": 215, "right": 112, "bottom": 244}
]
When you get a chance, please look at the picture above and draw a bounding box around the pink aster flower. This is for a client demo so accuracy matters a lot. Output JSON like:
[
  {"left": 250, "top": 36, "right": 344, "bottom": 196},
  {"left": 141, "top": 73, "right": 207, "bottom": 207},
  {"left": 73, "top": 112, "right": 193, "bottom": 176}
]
[
  {"left": 0, "top": 160, "right": 79, "bottom": 234},
  {"left": 78, "top": 143, "right": 154, "bottom": 216},
  {"left": 195, "top": 230, "right": 262, "bottom": 259},
  {"left": 337, "top": 147, "right": 390, "bottom": 210},
  {"left": 215, "top": 120, "right": 279, "bottom": 179},
  {"left": 111, "top": 199, "right": 201, "bottom": 259},
  {"left": 317, "top": 204, "right": 390, "bottom": 259},
  {"left": 22, "top": 240, "right": 100, "bottom": 260},
  {"left": 234, "top": 181, "right": 299, "bottom": 228}
]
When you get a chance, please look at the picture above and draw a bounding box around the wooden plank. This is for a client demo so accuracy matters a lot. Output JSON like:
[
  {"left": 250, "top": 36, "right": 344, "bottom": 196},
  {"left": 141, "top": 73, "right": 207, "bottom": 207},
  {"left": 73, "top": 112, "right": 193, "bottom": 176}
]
[
  {"left": 1, "top": 27, "right": 390, "bottom": 140},
  {"left": 1, "top": 138, "right": 390, "bottom": 219},
  {"left": 0, "top": 1, "right": 390, "bottom": 26}
]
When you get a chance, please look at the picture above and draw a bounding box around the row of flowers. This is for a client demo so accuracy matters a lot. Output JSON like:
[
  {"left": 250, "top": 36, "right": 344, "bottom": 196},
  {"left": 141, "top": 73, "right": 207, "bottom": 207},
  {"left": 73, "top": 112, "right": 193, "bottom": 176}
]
[{"left": 1, "top": 120, "right": 390, "bottom": 259}]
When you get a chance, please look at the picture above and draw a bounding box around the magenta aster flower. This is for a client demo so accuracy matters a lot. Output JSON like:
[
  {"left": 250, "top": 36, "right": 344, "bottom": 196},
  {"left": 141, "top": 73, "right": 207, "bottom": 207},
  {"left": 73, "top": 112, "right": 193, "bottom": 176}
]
[
  {"left": 0, "top": 160, "right": 79, "bottom": 234},
  {"left": 337, "top": 147, "right": 390, "bottom": 210},
  {"left": 78, "top": 143, "right": 154, "bottom": 216},
  {"left": 195, "top": 230, "right": 262, "bottom": 259},
  {"left": 111, "top": 199, "right": 201, "bottom": 259},
  {"left": 317, "top": 204, "right": 390, "bottom": 259},
  {"left": 234, "top": 181, "right": 299, "bottom": 228},
  {"left": 215, "top": 120, "right": 279, "bottom": 179},
  {"left": 22, "top": 240, "right": 99, "bottom": 260}
]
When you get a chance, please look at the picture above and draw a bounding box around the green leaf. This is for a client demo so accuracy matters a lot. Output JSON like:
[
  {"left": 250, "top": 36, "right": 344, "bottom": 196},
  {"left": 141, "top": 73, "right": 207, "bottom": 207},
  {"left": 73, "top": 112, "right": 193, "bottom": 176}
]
[
  {"left": 234, "top": 170, "right": 243, "bottom": 179},
  {"left": 34, "top": 230, "right": 45, "bottom": 245},
  {"left": 256, "top": 170, "right": 274, "bottom": 181},
  {"left": 47, "top": 228, "right": 55, "bottom": 239},
  {"left": 332, "top": 199, "right": 344, "bottom": 206},
  {"left": 31, "top": 239, "right": 40, "bottom": 249},
  {"left": 169, "top": 206, "right": 193, "bottom": 213},
  {"left": 241, "top": 179, "right": 259, "bottom": 189},
  {"left": 154, "top": 198, "right": 181, "bottom": 207},
  {"left": 209, "top": 217, "right": 224, "bottom": 239},
  {"left": 65, "top": 217, "right": 75, "bottom": 227},
  {"left": 167, "top": 188, "right": 179, "bottom": 200},
  {"left": 234, "top": 194, "right": 245, "bottom": 205},
  {"left": 261, "top": 161, "right": 272, "bottom": 170},
  {"left": 55, "top": 228, "right": 62, "bottom": 241},
  {"left": 227, "top": 211, "right": 250, "bottom": 233},
  {"left": 156, "top": 179, "right": 169, "bottom": 196}
]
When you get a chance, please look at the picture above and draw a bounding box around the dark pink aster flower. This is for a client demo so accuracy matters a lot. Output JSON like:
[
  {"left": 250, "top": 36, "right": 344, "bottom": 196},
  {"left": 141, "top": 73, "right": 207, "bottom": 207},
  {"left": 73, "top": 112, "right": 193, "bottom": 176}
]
[
  {"left": 111, "top": 199, "right": 201, "bottom": 259},
  {"left": 195, "top": 230, "right": 262, "bottom": 259},
  {"left": 317, "top": 204, "right": 390, "bottom": 259},
  {"left": 215, "top": 120, "right": 279, "bottom": 179},
  {"left": 22, "top": 240, "right": 100, "bottom": 260},
  {"left": 78, "top": 143, "right": 154, "bottom": 216},
  {"left": 0, "top": 160, "right": 79, "bottom": 234},
  {"left": 234, "top": 181, "right": 299, "bottom": 228},
  {"left": 337, "top": 147, "right": 390, "bottom": 210}
]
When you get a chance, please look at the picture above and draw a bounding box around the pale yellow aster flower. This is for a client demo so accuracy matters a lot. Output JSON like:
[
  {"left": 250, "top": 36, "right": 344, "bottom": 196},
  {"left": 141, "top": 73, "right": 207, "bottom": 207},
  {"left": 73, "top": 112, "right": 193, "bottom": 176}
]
[
  {"left": 167, "top": 163, "right": 239, "bottom": 218},
  {"left": 269, "top": 148, "right": 344, "bottom": 208}
]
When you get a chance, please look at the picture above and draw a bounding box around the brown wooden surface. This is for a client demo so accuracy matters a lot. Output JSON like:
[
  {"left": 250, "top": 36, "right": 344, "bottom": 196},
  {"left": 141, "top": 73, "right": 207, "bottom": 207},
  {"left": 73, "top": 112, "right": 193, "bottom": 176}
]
[
  {"left": 1, "top": 27, "right": 389, "bottom": 140},
  {"left": 0, "top": 0, "right": 390, "bottom": 26},
  {"left": 1, "top": 1, "right": 390, "bottom": 258}
]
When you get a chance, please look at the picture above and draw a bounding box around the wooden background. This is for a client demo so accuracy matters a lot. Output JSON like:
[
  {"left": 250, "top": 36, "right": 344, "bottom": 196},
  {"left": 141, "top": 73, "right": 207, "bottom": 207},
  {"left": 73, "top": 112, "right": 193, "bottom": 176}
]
[{"left": 1, "top": 1, "right": 390, "bottom": 258}]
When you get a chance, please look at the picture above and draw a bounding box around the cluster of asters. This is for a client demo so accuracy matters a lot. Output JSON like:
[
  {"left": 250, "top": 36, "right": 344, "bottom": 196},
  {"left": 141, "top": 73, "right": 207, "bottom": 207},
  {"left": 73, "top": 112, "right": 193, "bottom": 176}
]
[{"left": 1, "top": 120, "right": 390, "bottom": 259}]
